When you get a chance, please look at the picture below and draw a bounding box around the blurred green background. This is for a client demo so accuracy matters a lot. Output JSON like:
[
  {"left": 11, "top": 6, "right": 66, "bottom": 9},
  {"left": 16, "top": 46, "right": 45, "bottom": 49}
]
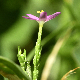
[{"left": 0, "top": 0, "right": 80, "bottom": 80}]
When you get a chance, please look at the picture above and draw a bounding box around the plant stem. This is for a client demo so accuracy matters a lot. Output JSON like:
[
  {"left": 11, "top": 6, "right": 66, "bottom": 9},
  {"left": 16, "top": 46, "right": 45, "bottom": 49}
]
[{"left": 33, "top": 22, "right": 43, "bottom": 80}]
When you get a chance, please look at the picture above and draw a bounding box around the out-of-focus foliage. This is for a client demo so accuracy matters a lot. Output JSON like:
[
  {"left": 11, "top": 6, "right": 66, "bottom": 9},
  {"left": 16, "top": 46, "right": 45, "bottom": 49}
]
[
  {"left": 0, "top": 0, "right": 80, "bottom": 80},
  {"left": 0, "top": 56, "right": 30, "bottom": 80}
]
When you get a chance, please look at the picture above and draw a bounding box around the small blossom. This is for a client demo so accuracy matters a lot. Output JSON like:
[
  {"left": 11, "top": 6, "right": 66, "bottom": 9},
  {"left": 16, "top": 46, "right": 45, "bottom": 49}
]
[{"left": 22, "top": 10, "right": 61, "bottom": 23}]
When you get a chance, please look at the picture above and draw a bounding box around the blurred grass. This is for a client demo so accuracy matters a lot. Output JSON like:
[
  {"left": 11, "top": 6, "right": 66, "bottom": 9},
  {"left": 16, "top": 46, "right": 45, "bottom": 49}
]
[{"left": 0, "top": 0, "right": 80, "bottom": 80}]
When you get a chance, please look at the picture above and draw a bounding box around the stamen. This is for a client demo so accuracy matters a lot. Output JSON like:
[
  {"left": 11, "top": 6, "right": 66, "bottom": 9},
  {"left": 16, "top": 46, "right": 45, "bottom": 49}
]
[
  {"left": 37, "top": 10, "right": 44, "bottom": 13},
  {"left": 37, "top": 11, "right": 41, "bottom": 13},
  {"left": 41, "top": 10, "right": 44, "bottom": 13}
]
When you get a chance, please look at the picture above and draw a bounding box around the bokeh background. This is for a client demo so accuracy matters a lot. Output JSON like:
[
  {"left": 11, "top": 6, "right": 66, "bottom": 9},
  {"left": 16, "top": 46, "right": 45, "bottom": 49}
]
[{"left": 0, "top": 0, "right": 80, "bottom": 80}]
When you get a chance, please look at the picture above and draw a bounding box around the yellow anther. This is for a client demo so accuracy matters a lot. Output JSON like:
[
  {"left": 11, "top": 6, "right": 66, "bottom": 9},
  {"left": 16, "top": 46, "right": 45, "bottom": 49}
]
[
  {"left": 37, "top": 11, "right": 41, "bottom": 13},
  {"left": 37, "top": 10, "right": 44, "bottom": 13},
  {"left": 41, "top": 10, "right": 44, "bottom": 13}
]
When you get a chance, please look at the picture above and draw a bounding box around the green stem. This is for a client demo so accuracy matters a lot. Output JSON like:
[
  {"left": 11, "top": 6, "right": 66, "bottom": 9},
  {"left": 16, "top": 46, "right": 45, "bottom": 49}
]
[{"left": 33, "top": 22, "right": 43, "bottom": 80}]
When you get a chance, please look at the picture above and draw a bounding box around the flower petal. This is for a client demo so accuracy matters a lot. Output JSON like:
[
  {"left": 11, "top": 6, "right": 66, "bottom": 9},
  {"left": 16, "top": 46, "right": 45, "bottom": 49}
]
[
  {"left": 22, "top": 16, "right": 37, "bottom": 20},
  {"left": 46, "top": 12, "right": 61, "bottom": 22},
  {"left": 26, "top": 14, "right": 39, "bottom": 20},
  {"left": 39, "top": 12, "right": 47, "bottom": 21}
]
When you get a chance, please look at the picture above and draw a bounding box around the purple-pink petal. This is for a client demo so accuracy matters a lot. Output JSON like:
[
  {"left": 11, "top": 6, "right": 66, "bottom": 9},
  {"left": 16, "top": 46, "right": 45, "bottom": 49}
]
[
  {"left": 46, "top": 12, "right": 61, "bottom": 22},
  {"left": 22, "top": 16, "right": 37, "bottom": 20},
  {"left": 39, "top": 12, "right": 47, "bottom": 21},
  {"left": 26, "top": 14, "right": 39, "bottom": 20}
]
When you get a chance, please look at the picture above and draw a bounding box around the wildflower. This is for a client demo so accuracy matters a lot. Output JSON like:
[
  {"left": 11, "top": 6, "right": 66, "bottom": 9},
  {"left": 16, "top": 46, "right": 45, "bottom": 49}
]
[
  {"left": 22, "top": 10, "right": 61, "bottom": 80},
  {"left": 22, "top": 10, "right": 61, "bottom": 23}
]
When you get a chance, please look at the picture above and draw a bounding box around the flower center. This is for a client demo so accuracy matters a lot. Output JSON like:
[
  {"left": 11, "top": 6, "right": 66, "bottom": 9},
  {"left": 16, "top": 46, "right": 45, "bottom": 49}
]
[
  {"left": 37, "top": 10, "right": 47, "bottom": 23},
  {"left": 37, "top": 10, "right": 44, "bottom": 14}
]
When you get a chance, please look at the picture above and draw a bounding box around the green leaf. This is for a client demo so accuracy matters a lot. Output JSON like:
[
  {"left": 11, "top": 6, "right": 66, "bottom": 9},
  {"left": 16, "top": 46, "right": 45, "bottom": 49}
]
[
  {"left": 0, "top": 56, "right": 30, "bottom": 80},
  {"left": 0, "top": 74, "right": 4, "bottom": 80},
  {"left": 73, "top": 44, "right": 80, "bottom": 65}
]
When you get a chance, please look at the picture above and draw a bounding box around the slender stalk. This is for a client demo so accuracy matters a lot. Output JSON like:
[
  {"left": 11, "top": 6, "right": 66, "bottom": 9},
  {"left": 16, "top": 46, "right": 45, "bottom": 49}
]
[{"left": 33, "top": 22, "right": 43, "bottom": 80}]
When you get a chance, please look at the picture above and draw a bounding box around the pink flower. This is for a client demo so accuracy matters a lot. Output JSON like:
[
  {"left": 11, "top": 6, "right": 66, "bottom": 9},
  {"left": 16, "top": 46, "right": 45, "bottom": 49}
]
[{"left": 22, "top": 10, "right": 61, "bottom": 23}]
